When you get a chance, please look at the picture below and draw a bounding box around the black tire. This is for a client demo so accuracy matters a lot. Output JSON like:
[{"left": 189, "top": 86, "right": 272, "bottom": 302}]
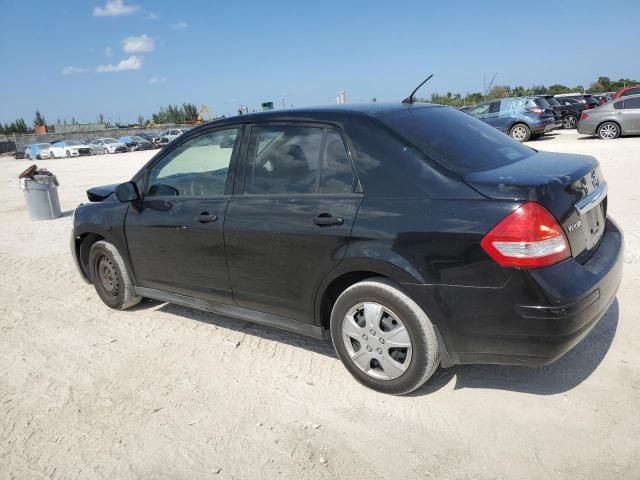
[
  {"left": 50, "top": 150, "right": 56, "bottom": 159},
  {"left": 562, "top": 115, "right": 577, "bottom": 129},
  {"left": 103, "top": 147, "right": 109, "bottom": 155},
  {"left": 330, "top": 278, "right": 439, "bottom": 395},
  {"left": 88, "top": 240, "right": 141, "bottom": 310},
  {"left": 597, "top": 121, "right": 620, "bottom": 140},
  {"left": 66, "top": 150, "right": 71, "bottom": 157},
  {"left": 509, "top": 123, "right": 531, "bottom": 142}
]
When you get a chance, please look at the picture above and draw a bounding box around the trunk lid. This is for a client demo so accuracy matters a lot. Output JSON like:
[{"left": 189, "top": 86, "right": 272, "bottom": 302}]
[{"left": 464, "top": 151, "right": 607, "bottom": 260}]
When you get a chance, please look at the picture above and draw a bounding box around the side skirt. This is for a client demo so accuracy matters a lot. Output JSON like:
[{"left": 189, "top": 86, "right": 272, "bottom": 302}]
[{"left": 135, "top": 287, "right": 325, "bottom": 340}]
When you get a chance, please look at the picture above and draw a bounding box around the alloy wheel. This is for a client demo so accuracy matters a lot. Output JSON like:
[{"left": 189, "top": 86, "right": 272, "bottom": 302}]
[
  {"left": 563, "top": 116, "right": 576, "bottom": 129},
  {"left": 511, "top": 125, "right": 528, "bottom": 141},
  {"left": 599, "top": 123, "right": 618, "bottom": 139},
  {"left": 342, "top": 302, "right": 412, "bottom": 380}
]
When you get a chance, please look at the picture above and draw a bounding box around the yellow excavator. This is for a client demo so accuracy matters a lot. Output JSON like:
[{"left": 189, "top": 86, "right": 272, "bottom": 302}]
[{"left": 193, "top": 104, "right": 212, "bottom": 124}]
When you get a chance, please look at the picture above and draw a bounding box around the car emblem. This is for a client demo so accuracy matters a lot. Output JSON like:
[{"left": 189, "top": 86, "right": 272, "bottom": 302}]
[{"left": 591, "top": 171, "right": 600, "bottom": 189}]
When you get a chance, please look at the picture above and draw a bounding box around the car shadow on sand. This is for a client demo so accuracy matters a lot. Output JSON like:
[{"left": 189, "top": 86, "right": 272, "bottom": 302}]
[
  {"left": 139, "top": 297, "right": 618, "bottom": 397},
  {"left": 413, "top": 299, "right": 619, "bottom": 396}
]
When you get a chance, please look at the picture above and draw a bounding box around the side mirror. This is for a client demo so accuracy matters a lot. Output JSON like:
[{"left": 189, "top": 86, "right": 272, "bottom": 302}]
[{"left": 114, "top": 181, "right": 140, "bottom": 202}]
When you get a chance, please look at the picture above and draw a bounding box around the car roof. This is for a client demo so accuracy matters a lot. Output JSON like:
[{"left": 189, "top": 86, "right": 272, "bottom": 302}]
[
  {"left": 212, "top": 102, "right": 443, "bottom": 125},
  {"left": 613, "top": 93, "right": 640, "bottom": 101}
]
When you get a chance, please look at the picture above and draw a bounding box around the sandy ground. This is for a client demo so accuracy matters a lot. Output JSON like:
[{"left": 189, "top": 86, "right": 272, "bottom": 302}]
[{"left": 1, "top": 130, "right": 639, "bottom": 479}]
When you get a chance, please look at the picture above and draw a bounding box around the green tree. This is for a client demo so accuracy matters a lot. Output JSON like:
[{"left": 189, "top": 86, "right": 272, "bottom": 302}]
[{"left": 33, "top": 110, "right": 46, "bottom": 127}]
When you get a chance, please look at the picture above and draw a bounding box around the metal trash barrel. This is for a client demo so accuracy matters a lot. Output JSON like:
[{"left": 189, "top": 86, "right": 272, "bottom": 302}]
[{"left": 20, "top": 172, "right": 62, "bottom": 220}]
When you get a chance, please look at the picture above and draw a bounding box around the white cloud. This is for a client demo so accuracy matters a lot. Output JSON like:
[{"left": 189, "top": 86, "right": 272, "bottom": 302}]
[
  {"left": 104, "top": 47, "right": 113, "bottom": 57},
  {"left": 147, "top": 12, "right": 159, "bottom": 20},
  {"left": 93, "top": 0, "right": 139, "bottom": 17},
  {"left": 171, "top": 21, "right": 188, "bottom": 30},
  {"left": 121, "top": 34, "right": 154, "bottom": 53},
  {"left": 149, "top": 77, "right": 167, "bottom": 84},
  {"left": 96, "top": 55, "right": 143, "bottom": 73},
  {"left": 62, "top": 66, "right": 89, "bottom": 75}
]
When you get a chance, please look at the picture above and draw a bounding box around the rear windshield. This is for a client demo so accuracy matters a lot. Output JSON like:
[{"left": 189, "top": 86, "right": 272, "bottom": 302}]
[
  {"left": 532, "top": 97, "right": 550, "bottom": 108},
  {"left": 380, "top": 106, "right": 535, "bottom": 174},
  {"left": 545, "top": 97, "right": 560, "bottom": 106}
]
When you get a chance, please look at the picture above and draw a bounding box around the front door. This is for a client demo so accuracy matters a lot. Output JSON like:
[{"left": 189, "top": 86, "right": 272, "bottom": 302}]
[
  {"left": 125, "top": 127, "right": 241, "bottom": 303},
  {"left": 225, "top": 125, "right": 362, "bottom": 324}
]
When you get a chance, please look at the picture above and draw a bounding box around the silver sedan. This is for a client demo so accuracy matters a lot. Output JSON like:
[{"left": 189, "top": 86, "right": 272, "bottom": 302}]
[{"left": 577, "top": 94, "right": 640, "bottom": 139}]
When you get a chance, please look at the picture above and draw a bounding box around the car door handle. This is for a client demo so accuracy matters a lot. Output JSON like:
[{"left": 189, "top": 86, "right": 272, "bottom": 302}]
[
  {"left": 196, "top": 212, "right": 218, "bottom": 223},
  {"left": 313, "top": 213, "right": 344, "bottom": 226}
]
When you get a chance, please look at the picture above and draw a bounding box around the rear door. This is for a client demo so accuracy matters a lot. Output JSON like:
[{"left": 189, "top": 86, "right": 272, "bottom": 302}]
[
  {"left": 617, "top": 97, "right": 640, "bottom": 133},
  {"left": 225, "top": 124, "right": 362, "bottom": 324},
  {"left": 124, "top": 126, "right": 241, "bottom": 303}
]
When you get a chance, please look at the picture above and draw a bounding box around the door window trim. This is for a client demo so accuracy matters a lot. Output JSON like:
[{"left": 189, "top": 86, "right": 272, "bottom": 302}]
[
  {"left": 138, "top": 124, "right": 244, "bottom": 200},
  {"left": 234, "top": 121, "right": 360, "bottom": 197}
]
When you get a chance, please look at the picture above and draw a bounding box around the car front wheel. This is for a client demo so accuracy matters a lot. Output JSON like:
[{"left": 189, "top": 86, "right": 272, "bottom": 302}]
[
  {"left": 88, "top": 240, "right": 141, "bottom": 310},
  {"left": 597, "top": 122, "right": 620, "bottom": 140},
  {"left": 510, "top": 123, "right": 531, "bottom": 142},
  {"left": 330, "top": 278, "right": 440, "bottom": 395},
  {"left": 103, "top": 147, "right": 109, "bottom": 155}
]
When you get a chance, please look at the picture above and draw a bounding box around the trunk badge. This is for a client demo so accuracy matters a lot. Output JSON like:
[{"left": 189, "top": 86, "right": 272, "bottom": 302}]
[
  {"left": 568, "top": 220, "right": 582, "bottom": 232},
  {"left": 591, "top": 171, "right": 600, "bottom": 189}
]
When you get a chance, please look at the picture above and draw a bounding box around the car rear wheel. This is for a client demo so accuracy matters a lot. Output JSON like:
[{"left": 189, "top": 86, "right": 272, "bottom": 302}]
[
  {"left": 88, "top": 240, "right": 141, "bottom": 310},
  {"left": 562, "top": 115, "right": 577, "bottom": 129},
  {"left": 510, "top": 123, "right": 531, "bottom": 142},
  {"left": 330, "top": 278, "right": 439, "bottom": 395},
  {"left": 597, "top": 122, "right": 620, "bottom": 140}
]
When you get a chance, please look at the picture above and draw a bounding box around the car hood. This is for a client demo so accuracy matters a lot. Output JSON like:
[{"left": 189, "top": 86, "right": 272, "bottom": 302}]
[{"left": 86, "top": 183, "right": 117, "bottom": 202}]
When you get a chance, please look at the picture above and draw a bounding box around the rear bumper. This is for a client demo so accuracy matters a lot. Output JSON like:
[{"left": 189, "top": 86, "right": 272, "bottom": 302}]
[
  {"left": 402, "top": 218, "right": 623, "bottom": 366},
  {"left": 577, "top": 121, "right": 597, "bottom": 135}
]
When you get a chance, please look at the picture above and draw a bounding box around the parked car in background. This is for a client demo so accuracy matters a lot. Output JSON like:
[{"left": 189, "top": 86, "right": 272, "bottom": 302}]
[
  {"left": 89, "top": 138, "right": 128, "bottom": 155},
  {"left": 556, "top": 94, "right": 599, "bottom": 110},
  {"left": 464, "top": 97, "right": 555, "bottom": 141},
  {"left": 49, "top": 140, "right": 93, "bottom": 158},
  {"left": 162, "top": 128, "right": 190, "bottom": 143},
  {"left": 578, "top": 94, "right": 640, "bottom": 139},
  {"left": 70, "top": 102, "right": 622, "bottom": 395},
  {"left": 553, "top": 96, "right": 587, "bottom": 129},
  {"left": 536, "top": 95, "right": 577, "bottom": 129},
  {"left": 530, "top": 96, "right": 563, "bottom": 130},
  {"left": 118, "top": 135, "right": 154, "bottom": 151},
  {"left": 138, "top": 133, "right": 161, "bottom": 148},
  {"left": 26, "top": 143, "right": 52, "bottom": 160},
  {"left": 151, "top": 132, "right": 170, "bottom": 148},
  {"left": 612, "top": 85, "right": 640, "bottom": 100}
]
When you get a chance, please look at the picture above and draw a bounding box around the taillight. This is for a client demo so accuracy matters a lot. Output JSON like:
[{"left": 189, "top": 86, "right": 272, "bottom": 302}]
[
  {"left": 580, "top": 112, "right": 589, "bottom": 120},
  {"left": 527, "top": 107, "right": 544, "bottom": 115},
  {"left": 481, "top": 202, "right": 570, "bottom": 268}
]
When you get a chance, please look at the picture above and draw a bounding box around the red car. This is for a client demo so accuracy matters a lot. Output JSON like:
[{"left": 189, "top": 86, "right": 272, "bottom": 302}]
[{"left": 612, "top": 85, "right": 640, "bottom": 100}]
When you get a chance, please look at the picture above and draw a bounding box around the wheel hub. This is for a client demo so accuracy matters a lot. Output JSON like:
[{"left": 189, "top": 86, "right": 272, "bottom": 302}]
[
  {"left": 97, "top": 256, "right": 119, "bottom": 296},
  {"left": 342, "top": 302, "right": 412, "bottom": 380}
]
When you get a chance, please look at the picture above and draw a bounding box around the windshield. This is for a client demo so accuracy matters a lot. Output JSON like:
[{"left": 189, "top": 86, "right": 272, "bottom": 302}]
[
  {"left": 381, "top": 106, "right": 535, "bottom": 174},
  {"left": 66, "top": 141, "right": 81, "bottom": 146},
  {"left": 103, "top": 139, "right": 118, "bottom": 144},
  {"left": 533, "top": 97, "right": 550, "bottom": 108},
  {"left": 130, "top": 136, "right": 146, "bottom": 141},
  {"left": 37, "top": 143, "right": 50, "bottom": 149}
]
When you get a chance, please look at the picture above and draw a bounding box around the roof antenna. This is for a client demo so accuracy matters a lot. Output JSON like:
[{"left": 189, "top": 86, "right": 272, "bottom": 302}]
[{"left": 402, "top": 74, "right": 434, "bottom": 104}]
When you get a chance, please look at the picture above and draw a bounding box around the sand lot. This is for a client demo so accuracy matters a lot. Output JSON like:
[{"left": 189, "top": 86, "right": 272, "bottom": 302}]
[{"left": 1, "top": 130, "right": 639, "bottom": 479}]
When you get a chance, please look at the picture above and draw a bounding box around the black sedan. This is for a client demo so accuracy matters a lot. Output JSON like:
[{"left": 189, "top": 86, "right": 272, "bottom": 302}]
[
  {"left": 118, "top": 135, "right": 154, "bottom": 151},
  {"left": 70, "top": 103, "right": 622, "bottom": 395}
]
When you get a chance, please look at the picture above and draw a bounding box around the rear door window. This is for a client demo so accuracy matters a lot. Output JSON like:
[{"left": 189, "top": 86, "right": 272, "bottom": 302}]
[
  {"left": 622, "top": 97, "right": 640, "bottom": 109},
  {"left": 320, "top": 130, "right": 355, "bottom": 194},
  {"left": 488, "top": 101, "right": 500, "bottom": 114},
  {"left": 244, "top": 126, "right": 323, "bottom": 194}
]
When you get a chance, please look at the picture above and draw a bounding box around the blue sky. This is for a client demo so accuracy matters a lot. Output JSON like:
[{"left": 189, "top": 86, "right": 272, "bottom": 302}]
[{"left": 0, "top": 0, "right": 638, "bottom": 124}]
